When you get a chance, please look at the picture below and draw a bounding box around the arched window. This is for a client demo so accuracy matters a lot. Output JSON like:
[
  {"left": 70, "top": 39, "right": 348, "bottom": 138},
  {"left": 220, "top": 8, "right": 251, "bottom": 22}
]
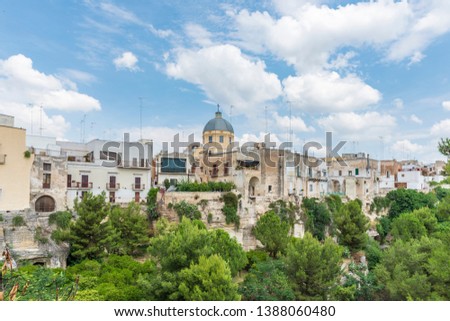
[{"left": 35, "top": 195, "right": 55, "bottom": 212}]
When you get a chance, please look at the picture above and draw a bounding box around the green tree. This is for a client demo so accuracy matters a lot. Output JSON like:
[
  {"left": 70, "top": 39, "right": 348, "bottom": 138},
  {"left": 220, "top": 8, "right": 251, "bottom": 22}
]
[
  {"left": 146, "top": 188, "right": 159, "bottom": 221},
  {"left": 334, "top": 200, "right": 369, "bottom": 251},
  {"left": 109, "top": 203, "right": 150, "bottom": 256},
  {"left": 239, "top": 259, "right": 295, "bottom": 301},
  {"left": 176, "top": 255, "right": 240, "bottom": 301},
  {"left": 284, "top": 233, "right": 343, "bottom": 300},
  {"left": 268, "top": 200, "right": 298, "bottom": 227},
  {"left": 391, "top": 208, "right": 437, "bottom": 241},
  {"left": 376, "top": 216, "right": 391, "bottom": 244},
  {"left": 69, "top": 192, "right": 114, "bottom": 262},
  {"left": 302, "top": 198, "right": 331, "bottom": 241},
  {"left": 438, "top": 137, "right": 450, "bottom": 158},
  {"left": 253, "top": 211, "right": 290, "bottom": 258},
  {"left": 436, "top": 195, "right": 450, "bottom": 222},
  {"left": 373, "top": 237, "right": 449, "bottom": 300},
  {"left": 385, "top": 189, "right": 437, "bottom": 219}
]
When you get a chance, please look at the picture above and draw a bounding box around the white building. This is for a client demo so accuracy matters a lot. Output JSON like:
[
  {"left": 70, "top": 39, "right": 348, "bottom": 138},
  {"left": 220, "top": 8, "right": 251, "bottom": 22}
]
[
  {"left": 397, "top": 164, "right": 425, "bottom": 190},
  {"left": 57, "top": 136, "right": 153, "bottom": 208}
]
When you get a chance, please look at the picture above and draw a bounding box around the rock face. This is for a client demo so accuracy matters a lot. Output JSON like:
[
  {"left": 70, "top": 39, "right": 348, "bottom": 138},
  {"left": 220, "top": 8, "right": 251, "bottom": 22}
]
[
  {"left": 0, "top": 210, "right": 69, "bottom": 268},
  {"left": 159, "top": 191, "right": 305, "bottom": 250}
]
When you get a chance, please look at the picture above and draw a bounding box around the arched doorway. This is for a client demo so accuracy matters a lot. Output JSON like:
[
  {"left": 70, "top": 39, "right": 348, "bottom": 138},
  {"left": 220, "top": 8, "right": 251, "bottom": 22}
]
[
  {"left": 249, "top": 177, "right": 260, "bottom": 197},
  {"left": 35, "top": 195, "right": 55, "bottom": 212}
]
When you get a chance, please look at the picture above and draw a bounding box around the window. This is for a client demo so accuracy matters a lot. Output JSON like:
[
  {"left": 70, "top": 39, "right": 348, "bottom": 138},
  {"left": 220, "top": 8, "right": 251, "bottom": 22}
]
[
  {"left": 170, "top": 178, "right": 177, "bottom": 186},
  {"left": 229, "top": 137, "right": 232, "bottom": 143},
  {"left": 309, "top": 184, "right": 313, "bottom": 192},
  {"left": 339, "top": 170, "right": 342, "bottom": 176},
  {"left": 268, "top": 185, "right": 272, "bottom": 192},
  {"left": 109, "top": 191, "right": 115, "bottom": 203},
  {"left": 140, "top": 158, "right": 145, "bottom": 167},
  {"left": 109, "top": 176, "right": 116, "bottom": 189},
  {"left": 134, "top": 177, "right": 141, "bottom": 189},
  {"left": 209, "top": 136, "right": 213, "bottom": 143},
  {"left": 35, "top": 196, "right": 55, "bottom": 212},
  {"left": 43, "top": 173, "right": 51, "bottom": 189},
  {"left": 67, "top": 174, "right": 72, "bottom": 188},
  {"left": 43, "top": 163, "right": 51, "bottom": 171},
  {"left": 132, "top": 158, "right": 138, "bottom": 167},
  {"left": 387, "top": 171, "right": 390, "bottom": 178},
  {"left": 308, "top": 167, "right": 313, "bottom": 178},
  {"left": 135, "top": 192, "right": 140, "bottom": 203},
  {"left": 219, "top": 136, "right": 224, "bottom": 143},
  {"left": 348, "top": 170, "right": 353, "bottom": 176},
  {"left": 81, "top": 191, "right": 87, "bottom": 199},
  {"left": 81, "top": 175, "right": 89, "bottom": 188},
  {"left": 355, "top": 168, "right": 359, "bottom": 176}
]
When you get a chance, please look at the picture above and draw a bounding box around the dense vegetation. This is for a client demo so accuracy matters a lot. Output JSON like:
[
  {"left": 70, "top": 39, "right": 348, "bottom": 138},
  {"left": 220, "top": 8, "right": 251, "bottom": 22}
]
[
  {"left": 2, "top": 181, "right": 450, "bottom": 301},
  {"left": 176, "top": 180, "right": 235, "bottom": 192}
]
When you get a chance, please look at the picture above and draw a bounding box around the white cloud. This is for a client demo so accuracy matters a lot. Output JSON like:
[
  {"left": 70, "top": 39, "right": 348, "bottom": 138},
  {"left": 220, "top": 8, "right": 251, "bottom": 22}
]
[
  {"left": 391, "top": 139, "right": 422, "bottom": 153},
  {"left": 317, "top": 112, "right": 396, "bottom": 139},
  {"left": 387, "top": 1, "right": 450, "bottom": 63},
  {"left": 283, "top": 71, "right": 381, "bottom": 113},
  {"left": 410, "top": 114, "right": 423, "bottom": 124},
  {"left": 0, "top": 102, "right": 70, "bottom": 139},
  {"left": 233, "top": 2, "right": 410, "bottom": 73},
  {"left": 393, "top": 98, "right": 404, "bottom": 109},
  {"left": 233, "top": 1, "right": 450, "bottom": 71},
  {"left": 0, "top": 54, "right": 101, "bottom": 112},
  {"left": 442, "top": 101, "right": 450, "bottom": 111},
  {"left": 272, "top": 112, "right": 314, "bottom": 132},
  {"left": 113, "top": 51, "right": 140, "bottom": 71},
  {"left": 431, "top": 119, "right": 450, "bottom": 136},
  {"left": 166, "top": 44, "right": 282, "bottom": 114},
  {"left": 185, "top": 23, "right": 213, "bottom": 47}
]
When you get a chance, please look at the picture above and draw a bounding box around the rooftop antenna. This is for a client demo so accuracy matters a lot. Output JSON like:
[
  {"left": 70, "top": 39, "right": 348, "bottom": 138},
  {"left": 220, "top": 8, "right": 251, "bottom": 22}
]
[
  {"left": 80, "top": 114, "right": 86, "bottom": 143},
  {"left": 265, "top": 106, "right": 268, "bottom": 134},
  {"left": 28, "top": 103, "right": 33, "bottom": 135},
  {"left": 139, "top": 97, "right": 144, "bottom": 140},
  {"left": 229, "top": 105, "right": 233, "bottom": 126},
  {"left": 39, "top": 105, "right": 43, "bottom": 136},
  {"left": 217, "top": 103, "right": 220, "bottom": 112}
]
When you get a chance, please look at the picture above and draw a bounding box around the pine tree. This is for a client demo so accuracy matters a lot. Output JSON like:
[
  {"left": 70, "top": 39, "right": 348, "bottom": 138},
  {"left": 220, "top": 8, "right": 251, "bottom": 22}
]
[{"left": 334, "top": 200, "right": 369, "bottom": 252}]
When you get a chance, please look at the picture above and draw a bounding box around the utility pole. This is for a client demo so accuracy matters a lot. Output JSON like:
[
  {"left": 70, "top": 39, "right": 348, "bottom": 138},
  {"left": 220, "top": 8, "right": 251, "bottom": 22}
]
[{"left": 229, "top": 105, "right": 233, "bottom": 126}]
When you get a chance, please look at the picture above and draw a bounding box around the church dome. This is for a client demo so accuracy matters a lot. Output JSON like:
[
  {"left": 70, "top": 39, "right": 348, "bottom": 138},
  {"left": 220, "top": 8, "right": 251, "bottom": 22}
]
[{"left": 203, "top": 111, "right": 234, "bottom": 133}]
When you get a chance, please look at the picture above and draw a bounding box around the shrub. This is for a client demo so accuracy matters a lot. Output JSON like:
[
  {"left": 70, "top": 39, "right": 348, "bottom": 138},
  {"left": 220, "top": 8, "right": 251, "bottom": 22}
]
[
  {"left": 24, "top": 150, "right": 31, "bottom": 158},
  {"left": 176, "top": 180, "right": 235, "bottom": 192},
  {"left": 34, "top": 226, "right": 49, "bottom": 244},
  {"left": 222, "top": 192, "right": 239, "bottom": 228},
  {"left": 207, "top": 213, "right": 213, "bottom": 224},
  {"left": 146, "top": 188, "right": 159, "bottom": 221},
  {"left": 48, "top": 211, "right": 72, "bottom": 229},
  {"left": 12, "top": 215, "right": 25, "bottom": 227},
  {"left": 173, "top": 201, "right": 202, "bottom": 221}
]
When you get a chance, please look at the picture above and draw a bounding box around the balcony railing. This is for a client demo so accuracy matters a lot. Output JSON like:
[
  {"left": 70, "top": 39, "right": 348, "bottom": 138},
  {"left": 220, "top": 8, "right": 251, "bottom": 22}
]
[
  {"left": 106, "top": 183, "right": 120, "bottom": 191},
  {"left": 132, "top": 184, "right": 145, "bottom": 191},
  {"left": 0, "top": 154, "right": 6, "bottom": 164},
  {"left": 67, "top": 182, "right": 93, "bottom": 189}
]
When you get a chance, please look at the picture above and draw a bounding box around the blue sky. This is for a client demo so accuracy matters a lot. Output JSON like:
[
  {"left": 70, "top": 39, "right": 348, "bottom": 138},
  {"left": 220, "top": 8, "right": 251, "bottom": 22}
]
[{"left": 1, "top": 0, "right": 450, "bottom": 162}]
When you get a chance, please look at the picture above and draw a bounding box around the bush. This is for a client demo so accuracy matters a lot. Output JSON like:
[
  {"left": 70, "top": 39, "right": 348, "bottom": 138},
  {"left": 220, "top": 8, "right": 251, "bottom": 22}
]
[
  {"left": 207, "top": 213, "right": 213, "bottom": 224},
  {"left": 24, "top": 150, "right": 31, "bottom": 158},
  {"left": 48, "top": 211, "right": 72, "bottom": 229},
  {"left": 222, "top": 192, "right": 239, "bottom": 228},
  {"left": 173, "top": 201, "right": 201, "bottom": 221},
  {"left": 0, "top": 214, "right": 3, "bottom": 222},
  {"left": 12, "top": 215, "right": 26, "bottom": 227},
  {"left": 34, "top": 226, "right": 49, "bottom": 244},
  {"left": 146, "top": 188, "right": 159, "bottom": 221},
  {"left": 176, "top": 180, "right": 236, "bottom": 192}
]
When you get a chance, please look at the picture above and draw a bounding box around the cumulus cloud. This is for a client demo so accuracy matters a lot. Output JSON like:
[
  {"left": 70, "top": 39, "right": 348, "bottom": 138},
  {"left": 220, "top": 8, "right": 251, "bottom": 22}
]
[
  {"left": 391, "top": 139, "right": 422, "bottom": 153},
  {"left": 431, "top": 119, "right": 450, "bottom": 136},
  {"left": 113, "top": 51, "right": 140, "bottom": 71},
  {"left": 233, "top": 1, "right": 410, "bottom": 72},
  {"left": 233, "top": 1, "right": 450, "bottom": 71},
  {"left": 317, "top": 112, "right": 396, "bottom": 139},
  {"left": 272, "top": 112, "right": 314, "bottom": 132},
  {"left": 393, "top": 98, "right": 404, "bottom": 109},
  {"left": 410, "top": 114, "right": 423, "bottom": 124},
  {"left": 0, "top": 54, "right": 101, "bottom": 112},
  {"left": 166, "top": 44, "right": 282, "bottom": 114},
  {"left": 442, "top": 101, "right": 450, "bottom": 111},
  {"left": 185, "top": 23, "right": 214, "bottom": 47},
  {"left": 283, "top": 72, "right": 381, "bottom": 113}
]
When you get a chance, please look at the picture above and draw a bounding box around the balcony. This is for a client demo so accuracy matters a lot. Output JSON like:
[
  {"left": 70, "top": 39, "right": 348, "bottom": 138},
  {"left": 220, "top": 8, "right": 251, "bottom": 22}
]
[
  {"left": 132, "top": 183, "right": 145, "bottom": 191},
  {"left": 106, "top": 182, "right": 120, "bottom": 191},
  {"left": 0, "top": 154, "right": 6, "bottom": 164},
  {"left": 67, "top": 182, "right": 93, "bottom": 189}
]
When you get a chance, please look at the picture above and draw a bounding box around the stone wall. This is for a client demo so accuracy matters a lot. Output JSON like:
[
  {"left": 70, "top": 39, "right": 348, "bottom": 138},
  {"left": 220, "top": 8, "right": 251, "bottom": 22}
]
[
  {"left": 158, "top": 191, "right": 305, "bottom": 250},
  {"left": 0, "top": 210, "right": 69, "bottom": 268}
]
